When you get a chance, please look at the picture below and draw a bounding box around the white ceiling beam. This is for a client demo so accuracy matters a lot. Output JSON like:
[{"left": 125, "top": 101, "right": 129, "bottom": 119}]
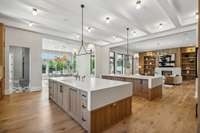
[
  {"left": 107, "top": 24, "right": 196, "bottom": 48},
  {"left": 155, "top": 0, "right": 181, "bottom": 28}
]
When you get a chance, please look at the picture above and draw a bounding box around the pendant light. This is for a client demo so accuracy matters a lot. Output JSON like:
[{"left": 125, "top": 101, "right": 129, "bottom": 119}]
[
  {"left": 124, "top": 27, "right": 130, "bottom": 74},
  {"left": 76, "top": 4, "right": 92, "bottom": 56}
]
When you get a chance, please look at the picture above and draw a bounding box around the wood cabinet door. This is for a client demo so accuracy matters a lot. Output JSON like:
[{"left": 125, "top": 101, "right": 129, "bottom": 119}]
[
  {"left": 141, "top": 80, "right": 148, "bottom": 98},
  {"left": 133, "top": 79, "right": 142, "bottom": 96},
  {"left": 63, "top": 85, "right": 69, "bottom": 112}
]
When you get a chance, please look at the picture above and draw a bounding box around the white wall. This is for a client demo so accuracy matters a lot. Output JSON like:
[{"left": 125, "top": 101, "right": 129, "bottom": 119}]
[
  {"left": 5, "top": 27, "right": 43, "bottom": 93},
  {"left": 5, "top": 27, "right": 81, "bottom": 94}
]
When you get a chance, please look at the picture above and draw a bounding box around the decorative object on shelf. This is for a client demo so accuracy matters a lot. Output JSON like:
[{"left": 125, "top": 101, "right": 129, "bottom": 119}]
[
  {"left": 76, "top": 4, "right": 93, "bottom": 56},
  {"left": 159, "top": 54, "right": 176, "bottom": 67}
]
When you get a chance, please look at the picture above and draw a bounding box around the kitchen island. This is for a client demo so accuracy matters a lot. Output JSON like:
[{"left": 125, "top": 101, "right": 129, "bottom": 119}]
[
  {"left": 102, "top": 74, "right": 163, "bottom": 100},
  {"left": 49, "top": 77, "right": 132, "bottom": 133}
]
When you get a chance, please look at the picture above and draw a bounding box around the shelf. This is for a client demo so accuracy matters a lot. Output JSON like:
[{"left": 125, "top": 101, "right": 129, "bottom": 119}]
[
  {"left": 181, "top": 47, "right": 197, "bottom": 81},
  {"left": 143, "top": 56, "right": 156, "bottom": 76},
  {"left": 144, "top": 64, "right": 155, "bottom": 66},
  {"left": 182, "top": 57, "right": 196, "bottom": 59}
]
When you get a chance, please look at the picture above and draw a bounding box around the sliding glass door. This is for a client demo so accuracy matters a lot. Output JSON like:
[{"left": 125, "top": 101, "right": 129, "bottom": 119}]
[
  {"left": 115, "top": 53, "right": 123, "bottom": 74},
  {"left": 109, "top": 52, "right": 115, "bottom": 74},
  {"left": 109, "top": 51, "right": 134, "bottom": 75}
]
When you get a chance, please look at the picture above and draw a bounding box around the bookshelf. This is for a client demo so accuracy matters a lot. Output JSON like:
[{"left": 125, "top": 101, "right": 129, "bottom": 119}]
[
  {"left": 181, "top": 47, "right": 197, "bottom": 80},
  {"left": 144, "top": 56, "right": 156, "bottom": 76}
]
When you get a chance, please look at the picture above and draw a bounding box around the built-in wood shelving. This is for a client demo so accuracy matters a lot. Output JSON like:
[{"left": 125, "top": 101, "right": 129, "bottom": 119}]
[
  {"left": 181, "top": 47, "right": 197, "bottom": 80},
  {"left": 144, "top": 56, "right": 156, "bottom": 76}
]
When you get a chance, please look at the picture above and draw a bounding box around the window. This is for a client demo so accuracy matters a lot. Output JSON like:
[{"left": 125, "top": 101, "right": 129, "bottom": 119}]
[
  {"left": 115, "top": 53, "right": 123, "bottom": 74},
  {"left": 109, "top": 51, "right": 134, "bottom": 75},
  {"left": 109, "top": 52, "right": 115, "bottom": 74},
  {"left": 123, "top": 55, "right": 133, "bottom": 75},
  {"left": 42, "top": 51, "right": 76, "bottom": 76},
  {"left": 90, "top": 54, "right": 95, "bottom": 75}
]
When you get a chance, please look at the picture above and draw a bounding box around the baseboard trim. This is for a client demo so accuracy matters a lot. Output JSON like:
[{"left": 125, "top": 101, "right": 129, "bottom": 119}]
[{"left": 31, "top": 86, "right": 42, "bottom": 92}]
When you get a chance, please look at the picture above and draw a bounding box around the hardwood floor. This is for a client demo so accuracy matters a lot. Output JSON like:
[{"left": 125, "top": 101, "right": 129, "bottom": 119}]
[{"left": 0, "top": 81, "right": 197, "bottom": 133}]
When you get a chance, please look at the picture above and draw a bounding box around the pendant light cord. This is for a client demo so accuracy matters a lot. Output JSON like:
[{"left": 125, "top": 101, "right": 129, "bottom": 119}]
[
  {"left": 126, "top": 27, "right": 129, "bottom": 55},
  {"left": 81, "top": 4, "right": 84, "bottom": 46}
]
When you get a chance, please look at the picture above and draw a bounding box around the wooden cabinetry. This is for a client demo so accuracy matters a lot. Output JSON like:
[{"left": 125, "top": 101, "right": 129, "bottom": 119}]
[
  {"left": 0, "top": 23, "right": 5, "bottom": 100},
  {"left": 102, "top": 75, "right": 162, "bottom": 100},
  {"left": 91, "top": 97, "right": 132, "bottom": 133},
  {"left": 181, "top": 47, "right": 197, "bottom": 80},
  {"left": 144, "top": 56, "right": 156, "bottom": 76},
  {"left": 133, "top": 79, "right": 148, "bottom": 98}
]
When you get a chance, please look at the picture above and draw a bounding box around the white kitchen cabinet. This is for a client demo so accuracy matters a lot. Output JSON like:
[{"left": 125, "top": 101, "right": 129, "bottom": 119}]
[
  {"left": 53, "top": 81, "right": 58, "bottom": 102},
  {"left": 80, "top": 91, "right": 90, "bottom": 131},
  {"left": 62, "top": 85, "right": 69, "bottom": 112},
  {"left": 57, "top": 83, "right": 63, "bottom": 107},
  {"left": 69, "top": 87, "right": 81, "bottom": 122},
  {"left": 49, "top": 79, "right": 54, "bottom": 99}
]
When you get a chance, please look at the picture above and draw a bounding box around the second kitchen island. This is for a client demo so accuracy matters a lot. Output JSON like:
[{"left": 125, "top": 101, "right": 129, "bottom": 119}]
[
  {"left": 49, "top": 77, "right": 132, "bottom": 133},
  {"left": 102, "top": 74, "right": 163, "bottom": 100}
]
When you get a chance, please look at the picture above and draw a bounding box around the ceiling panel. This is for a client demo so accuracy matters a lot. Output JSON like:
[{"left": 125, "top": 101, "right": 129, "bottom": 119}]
[
  {"left": 0, "top": 0, "right": 197, "bottom": 46},
  {"left": 170, "top": 0, "right": 197, "bottom": 25}
]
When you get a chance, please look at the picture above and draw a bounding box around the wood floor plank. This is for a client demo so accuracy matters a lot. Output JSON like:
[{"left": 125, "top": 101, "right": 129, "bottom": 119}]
[{"left": 0, "top": 81, "right": 197, "bottom": 133}]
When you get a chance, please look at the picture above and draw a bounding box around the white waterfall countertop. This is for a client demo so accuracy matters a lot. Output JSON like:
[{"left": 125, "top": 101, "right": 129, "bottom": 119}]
[
  {"left": 102, "top": 74, "right": 163, "bottom": 89},
  {"left": 50, "top": 77, "right": 132, "bottom": 111},
  {"left": 50, "top": 77, "right": 131, "bottom": 92}
]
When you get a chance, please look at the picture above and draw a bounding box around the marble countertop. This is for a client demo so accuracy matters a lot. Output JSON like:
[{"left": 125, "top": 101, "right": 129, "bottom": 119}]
[{"left": 50, "top": 77, "right": 131, "bottom": 92}]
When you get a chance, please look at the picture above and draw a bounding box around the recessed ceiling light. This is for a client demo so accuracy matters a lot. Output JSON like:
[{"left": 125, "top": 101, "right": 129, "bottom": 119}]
[
  {"left": 159, "top": 23, "right": 163, "bottom": 30},
  {"left": 28, "top": 22, "right": 33, "bottom": 27},
  {"left": 32, "top": 8, "right": 38, "bottom": 16},
  {"left": 86, "top": 27, "right": 94, "bottom": 32},
  {"left": 105, "top": 17, "right": 111, "bottom": 23},
  {"left": 136, "top": 0, "right": 142, "bottom": 10}
]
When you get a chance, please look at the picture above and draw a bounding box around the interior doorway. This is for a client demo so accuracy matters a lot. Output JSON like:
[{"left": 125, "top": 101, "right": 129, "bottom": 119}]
[{"left": 9, "top": 46, "right": 30, "bottom": 93}]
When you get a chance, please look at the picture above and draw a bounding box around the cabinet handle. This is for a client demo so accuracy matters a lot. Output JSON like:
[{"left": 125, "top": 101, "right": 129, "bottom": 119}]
[
  {"left": 82, "top": 104, "right": 87, "bottom": 108},
  {"left": 60, "top": 86, "right": 63, "bottom": 93},
  {"left": 82, "top": 94, "right": 87, "bottom": 98},
  {"left": 70, "top": 88, "right": 77, "bottom": 92},
  {"left": 112, "top": 103, "right": 117, "bottom": 107},
  {"left": 82, "top": 117, "right": 86, "bottom": 122}
]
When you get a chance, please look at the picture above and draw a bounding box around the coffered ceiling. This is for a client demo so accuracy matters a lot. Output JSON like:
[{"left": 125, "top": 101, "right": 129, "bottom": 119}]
[{"left": 0, "top": 0, "right": 197, "bottom": 47}]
